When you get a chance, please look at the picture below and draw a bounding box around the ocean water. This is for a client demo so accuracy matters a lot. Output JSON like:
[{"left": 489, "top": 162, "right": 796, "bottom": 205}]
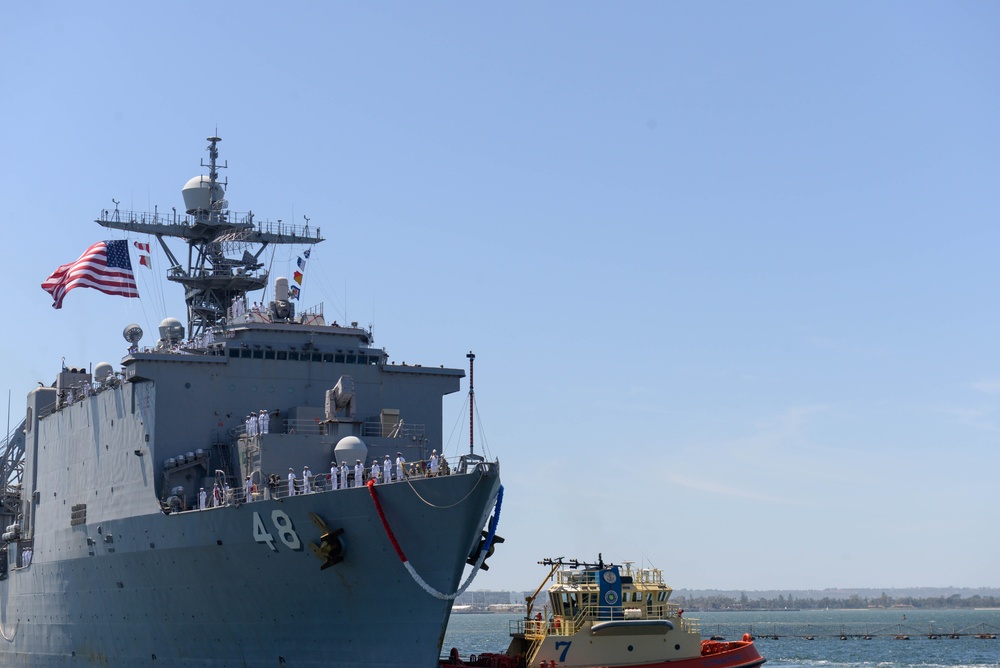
[{"left": 443, "top": 609, "right": 1000, "bottom": 667}]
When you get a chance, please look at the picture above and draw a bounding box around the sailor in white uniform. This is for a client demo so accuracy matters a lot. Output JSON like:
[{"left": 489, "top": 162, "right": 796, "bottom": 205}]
[
  {"left": 429, "top": 449, "right": 439, "bottom": 476},
  {"left": 302, "top": 466, "right": 312, "bottom": 494},
  {"left": 259, "top": 409, "right": 269, "bottom": 434},
  {"left": 199, "top": 487, "right": 207, "bottom": 509},
  {"left": 244, "top": 476, "right": 253, "bottom": 502},
  {"left": 354, "top": 459, "right": 364, "bottom": 488},
  {"left": 371, "top": 459, "right": 381, "bottom": 485},
  {"left": 339, "top": 462, "right": 348, "bottom": 490},
  {"left": 383, "top": 455, "right": 392, "bottom": 484},
  {"left": 287, "top": 467, "right": 297, "bottom": 496},
  {"left": 331, "top": 461, "right": 338, "bottom": 489},
  {"left": 395, "top": 452, "right": 406, "bottom": 481}
]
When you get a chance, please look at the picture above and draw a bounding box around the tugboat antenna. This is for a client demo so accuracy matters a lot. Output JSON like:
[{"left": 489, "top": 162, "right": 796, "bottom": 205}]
[{"left": 467, "top": 351, "right": 475, "bottom": 456}]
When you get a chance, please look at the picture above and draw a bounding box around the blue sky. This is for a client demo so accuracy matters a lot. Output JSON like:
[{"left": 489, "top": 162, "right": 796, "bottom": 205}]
[{"left": 2, "top": 1, "right": 998, "bottom": 591}]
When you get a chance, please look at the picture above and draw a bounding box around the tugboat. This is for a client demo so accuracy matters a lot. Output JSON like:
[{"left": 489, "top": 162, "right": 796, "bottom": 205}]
[
  {"left": 0, "top": 136, "right": 503, "bottom": 666},
  {"left": 443, "top": 556, "right": 764, "bottom": 668}
]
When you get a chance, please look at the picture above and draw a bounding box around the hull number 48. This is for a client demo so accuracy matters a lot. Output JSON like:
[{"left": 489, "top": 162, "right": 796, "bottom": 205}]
[{"left": 253, "top": 510, "right": 302, "bottom": 551}]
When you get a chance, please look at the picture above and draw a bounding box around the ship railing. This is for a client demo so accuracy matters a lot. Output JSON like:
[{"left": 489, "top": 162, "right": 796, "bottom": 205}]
[
  {"left": 360, "top": 420, "right": 426, "bottom": 440},
  {"left": 521, "top": 604, "right": 690, "bottom": 637},
  {"left": 247, "top": 458, "right": 474, "bottom": 502},
  {"left": 97, "top": 208, "right": 323, "bottom": 241},
  {"left": 281, "top": 419, "right": 326, "bottom": 436},
  {"left": 514, "top": 614, "right": 582, "bottom": 639}
]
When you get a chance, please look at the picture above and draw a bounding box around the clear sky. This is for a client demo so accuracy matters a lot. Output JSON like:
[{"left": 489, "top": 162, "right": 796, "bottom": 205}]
[{"left": 2, "top": 1, "right": 998, "bottom": 592}]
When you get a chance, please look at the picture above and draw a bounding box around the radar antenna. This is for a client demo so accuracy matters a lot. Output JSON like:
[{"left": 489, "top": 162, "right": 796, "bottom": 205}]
[
  {"left": 122, "top": 324, "right": 144, "bottom": 347},
  {"left": 96, "top": 136, "right": 324, "bottom": 338}
]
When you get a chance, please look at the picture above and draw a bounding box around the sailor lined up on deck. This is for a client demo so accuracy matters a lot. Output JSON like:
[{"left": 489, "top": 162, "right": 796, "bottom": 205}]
[
  {"left": 302, "top": 466, "right": 312, "bottom": 494},
  {"left": 371, "top": 458, "right": 381, "bottom": 484},
  {"left": 287, "top": 468, "right": 297, "bottom": 495},
  {"left": 383, "top": 455, "right": 392, "bottom": 484},
  {"left": 245, "top": 410, "right": 271, "bottom": 437},
  {"left": 354, "top": 460, "right": 364, "bottom": 487},
  {"left": 395, "top": 452, "right": 406, "bottom": 480}
]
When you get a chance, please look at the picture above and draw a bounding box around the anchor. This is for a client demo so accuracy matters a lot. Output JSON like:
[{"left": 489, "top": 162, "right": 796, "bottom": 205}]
[
  {"left": 466, "top": 529, "right": 504, "bottom": 571},
  {"left": 307, "top": 512, "right": 346, "bottom": 570}
]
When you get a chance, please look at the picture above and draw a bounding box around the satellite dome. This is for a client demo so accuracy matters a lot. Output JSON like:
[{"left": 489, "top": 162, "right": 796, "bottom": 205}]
[
  {"left": 94, "top": 362, "right": 114, "bottom": 383},
  {"left": 158, "top": 318, "right": 184, "bottom": 344},
  {"left": 181, "top": 175, "right": 226, "bottom": 216},
  {"left": 334, "top": 436, "right": 367, "bottom": 464}
]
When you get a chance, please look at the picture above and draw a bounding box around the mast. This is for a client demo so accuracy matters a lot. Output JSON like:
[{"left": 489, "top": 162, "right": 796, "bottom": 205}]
[
  {"left": 467, "top": 351, "right": 475, "bottom": 456},
  {"left": 96, "top": 136, "right": 324, "bottom": 338}
]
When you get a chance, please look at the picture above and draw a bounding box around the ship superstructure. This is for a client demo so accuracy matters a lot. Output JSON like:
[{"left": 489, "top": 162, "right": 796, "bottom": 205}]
[{"left": 0, "top": 137, "right": 502, "bottom": 666}]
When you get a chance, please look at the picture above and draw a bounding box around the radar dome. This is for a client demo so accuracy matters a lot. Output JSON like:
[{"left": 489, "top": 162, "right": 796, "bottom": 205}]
[
  {"left": 181, "top": 175, "right": 226, "bottom": 215},
  {"left": 333, "top": 436, "right": 368, "bottom": 465},
  {"left": 94, "top": 362, "right": 114, "bottom": 383},
  {"left": 158, "top": 317, "right": 184, "bottom": 344}
]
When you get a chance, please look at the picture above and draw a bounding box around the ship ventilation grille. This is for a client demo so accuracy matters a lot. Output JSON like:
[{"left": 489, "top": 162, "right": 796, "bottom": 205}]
[{"left": 70, "top": 504, "right": 87, "bottom": 526}]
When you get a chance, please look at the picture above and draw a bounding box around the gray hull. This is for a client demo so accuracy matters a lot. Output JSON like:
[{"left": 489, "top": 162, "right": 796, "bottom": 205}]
[{"left": 1, "top": 470, "right": 499, "bottom": 666}]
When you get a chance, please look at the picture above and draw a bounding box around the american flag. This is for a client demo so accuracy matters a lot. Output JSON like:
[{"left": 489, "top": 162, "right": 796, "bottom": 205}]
[{"left": 42, "top": 240, "right": 139, "bottom": 309}]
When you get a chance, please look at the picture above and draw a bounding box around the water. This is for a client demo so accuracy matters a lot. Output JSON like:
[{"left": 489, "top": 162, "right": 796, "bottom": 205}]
[{"left": 443, "top": 609, "right": 1000, "bottom": 667}]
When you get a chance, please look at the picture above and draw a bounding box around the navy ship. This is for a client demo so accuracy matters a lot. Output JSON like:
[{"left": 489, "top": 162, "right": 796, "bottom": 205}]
[{"left": 0, "top": 136, "right": 503, "bottom": 666}]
